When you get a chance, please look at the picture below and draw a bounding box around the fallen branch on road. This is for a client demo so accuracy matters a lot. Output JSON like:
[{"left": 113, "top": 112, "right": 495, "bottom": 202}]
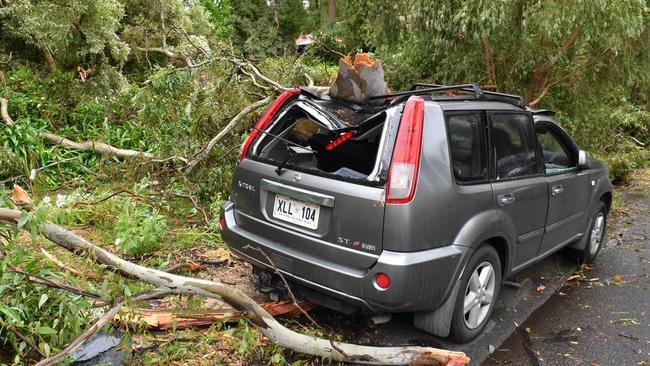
[{"left": 0, "top": 191, "right": 470, "bottom": 366}]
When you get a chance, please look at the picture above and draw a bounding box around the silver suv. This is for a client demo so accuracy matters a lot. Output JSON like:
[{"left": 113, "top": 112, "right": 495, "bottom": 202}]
[{"left": 221, "top": 84, "right": 613, "bottom": 342}]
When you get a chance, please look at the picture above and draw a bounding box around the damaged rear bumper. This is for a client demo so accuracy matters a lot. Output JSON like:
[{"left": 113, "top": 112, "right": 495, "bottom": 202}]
[{"left": 221, "top": 200, "right": 470, "bottom": 314}]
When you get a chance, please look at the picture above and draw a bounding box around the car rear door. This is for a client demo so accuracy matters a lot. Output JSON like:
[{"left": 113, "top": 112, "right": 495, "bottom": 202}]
[
  {"left": 535, "top": 121, "right": 592, "bottom": 254},
  {"left": 489, "top": 112, "right": 548, "bottom": 271}
]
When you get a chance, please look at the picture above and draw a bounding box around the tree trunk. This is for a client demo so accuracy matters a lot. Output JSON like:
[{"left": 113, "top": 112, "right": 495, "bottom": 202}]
[
  {"left": 329, "top": 53, "right": 390, "bottom": 104},
  {"left": 525, "top": 26, "right": 582, "bottom": 105},
  {"left": 327, "top": 0, "right": 336, "bottom": 20},
  {"left": 40, "top": 45, "right": 55, "bottom": 71}
]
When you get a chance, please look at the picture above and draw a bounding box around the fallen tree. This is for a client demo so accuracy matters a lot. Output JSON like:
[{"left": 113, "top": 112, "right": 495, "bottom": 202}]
[{"left": 0, "top": 190, "right": 470, "bottom": 366}]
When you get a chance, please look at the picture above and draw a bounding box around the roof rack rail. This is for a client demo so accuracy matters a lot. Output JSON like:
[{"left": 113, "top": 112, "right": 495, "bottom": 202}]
[
  {"left": 528, "top": 108, "right": 556, "bottom": 116},
  {"left": 370, "top": 82, "right": 526, "bottom": 108}
]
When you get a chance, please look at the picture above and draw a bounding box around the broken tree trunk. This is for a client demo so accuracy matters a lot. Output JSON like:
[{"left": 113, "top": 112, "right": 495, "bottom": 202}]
[
  {"left": 0, "top": 205, "right": 469, "bottom": 366},
  {"left": 329, "top": 53, "right": 390, "bottom": 104},
  {"left": 120, "top": 300, "right": 316, "bottom": 330}
]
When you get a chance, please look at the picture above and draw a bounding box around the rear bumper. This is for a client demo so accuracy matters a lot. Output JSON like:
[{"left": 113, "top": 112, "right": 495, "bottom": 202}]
[{"left": 221, "top": 201, "right": 470, "bottom": 313}]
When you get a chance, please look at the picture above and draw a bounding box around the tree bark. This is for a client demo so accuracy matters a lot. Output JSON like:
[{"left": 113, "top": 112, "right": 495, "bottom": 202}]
[
  {"left": 481, "top": 36, "right": 497, "bottom": 89},
  {"left": 327, "top": 0, "right": 336, "bottom": 20},
  {"left": 0, "top": 206, "right": 470, "bottom": 366},
  {"left": 40, "top": 45, "right": 55, "bottom": 71},
  {"left": 329, "top": 54, "right": 390, "bottom": 103},
  {"left": 0, "top": 97, "right": 13, "bottom": 125},
  {"left": 526, "top": 26, "right": 582, "bottom": 104},
  {"left": 42, "top": 132, "right": 154, "bottom": 159}
]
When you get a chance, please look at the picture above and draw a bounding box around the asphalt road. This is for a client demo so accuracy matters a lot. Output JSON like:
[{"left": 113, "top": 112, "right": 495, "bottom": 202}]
[
  {"left": 310, "top": 253, "right": 577, "bottom": 365},
  {"left": 483, "top": 180, "right": 650, "bottom": 366},
  {"left": 310, "top": 177, "right": 650, "bottom": 366}
]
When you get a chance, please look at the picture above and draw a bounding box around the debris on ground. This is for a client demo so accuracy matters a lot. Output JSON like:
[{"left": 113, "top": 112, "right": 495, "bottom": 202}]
[{"left": 119, "top": 300, "right": 316, "bottom": 330}]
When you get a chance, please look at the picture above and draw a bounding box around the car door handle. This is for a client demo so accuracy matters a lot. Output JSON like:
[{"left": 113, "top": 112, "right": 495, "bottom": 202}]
[
  {"left": 551, "top": 184, "right": 564, "bottom": 196},
  {"left": 497, "top": 193, "right": 515, "bottom": 206}
]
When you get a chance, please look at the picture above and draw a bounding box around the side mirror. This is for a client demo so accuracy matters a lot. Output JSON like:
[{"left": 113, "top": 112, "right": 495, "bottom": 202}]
[{"left": 578, "top": 150, "right": 591, "bottom": 170}]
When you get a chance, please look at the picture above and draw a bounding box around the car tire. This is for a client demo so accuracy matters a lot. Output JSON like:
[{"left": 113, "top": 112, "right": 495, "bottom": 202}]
[
  {"left": 449, "top": 244, "right": 501, "bottom": 343},
  {"left": 576, "top": 201, "right": 608, "bottom": 264}
]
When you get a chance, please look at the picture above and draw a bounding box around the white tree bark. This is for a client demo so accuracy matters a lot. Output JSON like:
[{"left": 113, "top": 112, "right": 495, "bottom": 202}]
[
  {"left": 42, "top": 132, "right": 153, "bottom": 159},
  {"left": 1, "top": 97, "right": 13, "bottom": 125}
]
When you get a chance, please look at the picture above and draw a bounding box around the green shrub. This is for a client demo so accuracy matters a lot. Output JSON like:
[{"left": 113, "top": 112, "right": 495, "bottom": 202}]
[
  {"left": 113, "top": 205, "right": 167, "bottom": 256},
  {"left": 0, "top": 202, "right": 95, "bottom": 363}
]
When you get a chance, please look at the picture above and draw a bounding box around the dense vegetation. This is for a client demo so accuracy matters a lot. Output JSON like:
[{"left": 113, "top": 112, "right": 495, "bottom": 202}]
[{"left": 0, "top": 0, "right": 648, "bottom": 364}]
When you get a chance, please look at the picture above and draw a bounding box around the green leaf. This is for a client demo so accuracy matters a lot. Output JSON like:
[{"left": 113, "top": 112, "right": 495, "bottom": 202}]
[
  {"left": 38, "top": 294, "right": 48, "bottom": 309},
  {"left": 0, "top": 305, "right": 22, "bottom": 324},
  {"left": 17, "top": 212, "right": 31, "bottom": 230},
  {"left": 35, "top": 326, "right": 57, "bottom": 335}
]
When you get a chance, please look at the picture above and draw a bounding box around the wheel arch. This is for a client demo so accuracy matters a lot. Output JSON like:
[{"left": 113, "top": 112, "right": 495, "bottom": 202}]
[
  {"left": 600, "top": 191, "right": 612, "bottom": 212},
  {"left": 483, "top": 236, "right": 509, "bottom": 277},
  {"left": 453, "top": 209, "right": 517, "bottom": 276}
]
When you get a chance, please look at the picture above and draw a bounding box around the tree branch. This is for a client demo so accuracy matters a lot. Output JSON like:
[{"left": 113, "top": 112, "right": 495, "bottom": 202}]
[
  {"left": 185, "top": 95, "right": 272, "bottom": 173},
  {"left": 0, "top": 205, "right": 470, "bottom": 366},
  {"left": 233, "top": 58, "right": 291, "bottom": 92},
  {"left": 134, "top": 46, "right": 196, "bottom": 68},
  {"left": 35, "top": 289, "right": 170, "bottom": 366},
  {"left": 6, "top": 262, "right": 101, "bottom": 299},
  {"left": 0, "top": 317, "right": 45, "bottom": 359},
  {"left": 43, "top": 132, "right": 153, "bottom": 159},
  {"left": 158, "top": 0, "right": 167, "bottom": 49},
  {"left": 1, "top": 97, "right": 13, "bottom": 125},
  {"left": 526, "top": 25, "right": 582, "bottom": 103},
  {"left": 243, "top": 245, "right": 319, "bottom": 327}
]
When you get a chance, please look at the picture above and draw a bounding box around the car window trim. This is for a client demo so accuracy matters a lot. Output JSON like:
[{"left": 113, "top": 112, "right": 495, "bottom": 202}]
[{"left": 487, "top": 110, "right": 544, "bottom": 182}]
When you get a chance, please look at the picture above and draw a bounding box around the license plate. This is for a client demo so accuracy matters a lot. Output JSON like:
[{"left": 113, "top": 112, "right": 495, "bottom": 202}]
[{"left": 272, "top": 194, "right": 320, "bottom": 230}]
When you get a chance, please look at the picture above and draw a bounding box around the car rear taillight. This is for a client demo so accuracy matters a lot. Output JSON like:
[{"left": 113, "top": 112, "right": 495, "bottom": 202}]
[
  {"left": 239, "top": 88, "right": 301, "bottom": 161},
  {"left": 386, "top": 96, "right": 424, "bottom": 204}
]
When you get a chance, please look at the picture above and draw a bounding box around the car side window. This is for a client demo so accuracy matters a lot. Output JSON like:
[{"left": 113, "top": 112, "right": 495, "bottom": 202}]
[
  {"left": 536, "top": 127, "right": 576, "bottom": 174},
  {"left": 445, "top": 113, "right": 487, "bottom": 182},
  {"left": 490, "top": 113, "right": 541, "bottom": 180}
]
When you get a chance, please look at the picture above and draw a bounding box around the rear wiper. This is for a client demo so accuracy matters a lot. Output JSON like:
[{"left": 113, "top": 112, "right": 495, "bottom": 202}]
[
  {"left": 252, "top": 126, "right": 317, "bottom": 153},
  {"left": 251, "top": 127, "right": 316, "bottom": 176}
]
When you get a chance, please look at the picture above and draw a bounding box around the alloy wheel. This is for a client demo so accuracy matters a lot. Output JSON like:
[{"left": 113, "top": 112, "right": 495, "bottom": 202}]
[
  {"left": 463, "top": 261, "right": 496, "bottom": 330},
  {"left": 590, "top": 212, "right": 605, "bottom": 255}
]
